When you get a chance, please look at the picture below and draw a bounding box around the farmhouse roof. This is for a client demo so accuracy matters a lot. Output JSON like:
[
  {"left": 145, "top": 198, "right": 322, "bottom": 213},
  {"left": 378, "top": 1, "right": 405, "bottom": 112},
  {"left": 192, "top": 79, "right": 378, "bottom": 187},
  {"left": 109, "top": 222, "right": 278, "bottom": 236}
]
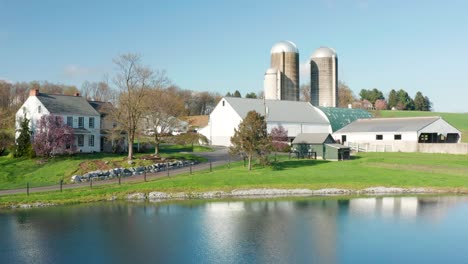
[
  {"left": 36, "top": 93, "right": 99, "bottom": 116},
  {"left": 335, "top": 116, "right": 442, "bottom": 133},
  {"left": 88, "top": 101, "right": 115, "bottom": 115},
  {"left": 224, "top": 97, "right": 329, "bottom": 124}
]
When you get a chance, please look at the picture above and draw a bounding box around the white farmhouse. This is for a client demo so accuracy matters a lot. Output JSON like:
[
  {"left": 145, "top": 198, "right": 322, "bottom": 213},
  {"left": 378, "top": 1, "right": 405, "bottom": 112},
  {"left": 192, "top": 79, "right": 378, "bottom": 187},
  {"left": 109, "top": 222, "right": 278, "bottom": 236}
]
[
  {"left": 333, "top": 116, "right": 461, "bottom": 152},
  {"left": 199, "top": 97, "right": 332, "bottom": 146},
  {"left": 16, "top": 89, "right": 101, "bottom": 152}
]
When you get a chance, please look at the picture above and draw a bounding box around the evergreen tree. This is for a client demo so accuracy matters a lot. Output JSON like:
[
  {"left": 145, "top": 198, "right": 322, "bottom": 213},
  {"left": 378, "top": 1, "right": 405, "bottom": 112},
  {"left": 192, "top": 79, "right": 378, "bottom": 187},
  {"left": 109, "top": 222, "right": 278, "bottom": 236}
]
[
  {"left": 387, "top": 89, "right": 398, "bottom": 109},
  {"left": 233, "top": 90, "right": 242, "bottom": 98},
  {"left": 245, "top": 92, "right": 257, "bottom": 99},
  {"left": 413, "top": 91, "right": 426, "bottom": 111},
  {"left": 229, "top": 111, "right": 271, "bottom": 171},
  {"left": 424, "top": 96, "right": 432, "bottom": 111},
  {"left": 15, "top": 114, "right": 32, "bottom": 157},
  {"left": 396, "top": 89, "right": 414, "bottom": 110},
  {"left": 225, "top": 92, "right": 232, "bottom": 97},
  {"left": 359, "top": 88, "right": 384, "bottom": 105}
]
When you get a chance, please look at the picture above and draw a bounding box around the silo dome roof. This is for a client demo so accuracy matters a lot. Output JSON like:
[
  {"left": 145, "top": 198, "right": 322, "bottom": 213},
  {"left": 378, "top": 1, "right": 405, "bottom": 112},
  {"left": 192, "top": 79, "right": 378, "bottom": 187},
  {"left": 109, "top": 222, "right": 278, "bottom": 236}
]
[
  {"left": 270, "top": 41, "right": 298, "bottom": 54},
  {"left": 310, "top": 47, "right": 337, "bottom": 58},
  {"left": 265, "top": 68, "right": 279, "bottom": 74}
]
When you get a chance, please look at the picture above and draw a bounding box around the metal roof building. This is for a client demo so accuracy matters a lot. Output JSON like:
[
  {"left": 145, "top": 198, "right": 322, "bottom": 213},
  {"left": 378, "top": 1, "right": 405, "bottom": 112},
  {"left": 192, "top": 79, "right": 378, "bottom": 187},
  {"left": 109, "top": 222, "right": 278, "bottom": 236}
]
[
  {"left": 333, "top": 116, "right": 461, "bottom": 152},
  {"left": 318, "top": 107, "right": 372, "bottom": 132}
]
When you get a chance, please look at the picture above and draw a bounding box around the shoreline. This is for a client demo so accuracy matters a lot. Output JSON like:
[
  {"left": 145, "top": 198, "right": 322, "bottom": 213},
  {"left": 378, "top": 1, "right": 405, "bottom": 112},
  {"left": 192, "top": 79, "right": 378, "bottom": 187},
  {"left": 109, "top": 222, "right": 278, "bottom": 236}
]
[{"left": 5, "top": 186, "right": 468, "bottom": 209}]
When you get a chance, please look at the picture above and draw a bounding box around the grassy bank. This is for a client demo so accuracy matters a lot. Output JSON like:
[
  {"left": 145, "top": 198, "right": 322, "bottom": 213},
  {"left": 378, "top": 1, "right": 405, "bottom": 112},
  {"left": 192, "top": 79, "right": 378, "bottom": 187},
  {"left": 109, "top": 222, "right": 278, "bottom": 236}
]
[
  {"left": 0, "top": 144, "right": 210, "bottom": 190},
  {"left": 1, "top": 152, "right": 468, "bottom": 208},
  {"left": 375, "top": 110, "right": 468, "bottom": 142}
]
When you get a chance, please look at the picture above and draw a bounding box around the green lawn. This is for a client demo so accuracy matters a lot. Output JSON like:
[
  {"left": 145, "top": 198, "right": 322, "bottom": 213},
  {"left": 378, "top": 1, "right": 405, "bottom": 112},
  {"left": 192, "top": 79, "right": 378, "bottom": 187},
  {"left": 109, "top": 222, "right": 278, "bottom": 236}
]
[
  {"left": 375, "top": 110, "right": 468, "bottom": 142},
  {"left": 0, "top": 144, "right": 209, "bottom": 190},
  {"left": 2, "top": 152, "right": 468, "bottom": 208}
]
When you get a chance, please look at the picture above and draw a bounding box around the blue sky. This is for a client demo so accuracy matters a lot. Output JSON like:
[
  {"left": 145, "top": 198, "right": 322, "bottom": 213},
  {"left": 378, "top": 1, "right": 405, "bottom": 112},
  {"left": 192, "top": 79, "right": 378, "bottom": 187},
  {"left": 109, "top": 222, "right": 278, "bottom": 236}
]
[{"left": 1, "top": 0, "right": 467, "bottom": 112}]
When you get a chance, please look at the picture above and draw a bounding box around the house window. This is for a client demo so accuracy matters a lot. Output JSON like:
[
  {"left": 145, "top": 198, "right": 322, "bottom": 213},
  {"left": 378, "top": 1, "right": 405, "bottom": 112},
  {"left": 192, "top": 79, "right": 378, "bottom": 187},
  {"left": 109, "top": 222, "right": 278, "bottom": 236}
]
[
  {"left": 38, "top": 105, "right": 41, "bottom": 113},
  {"left": 394, "top": 134, "right": 402, "bottom": 140},
  {"left": 89, "top": 135, "right": 94, "bottom": 147},
  {"left": 78, "top": 117, "right": 84, "bottom": 128},
  {"left": 376, "top": 135, "right": 383, "bottom": 140},
  {"left": 222, "top": 100, "right": 225, "bottom": 106},
  {"left": 77, "top": 135, "right": 84, "bottom": 147},
  {"left": 67, "top": 116, "right": 73, "bottom": 127},
  {"left": 89, "top": 117, "right": 95, "bottom": 129}
]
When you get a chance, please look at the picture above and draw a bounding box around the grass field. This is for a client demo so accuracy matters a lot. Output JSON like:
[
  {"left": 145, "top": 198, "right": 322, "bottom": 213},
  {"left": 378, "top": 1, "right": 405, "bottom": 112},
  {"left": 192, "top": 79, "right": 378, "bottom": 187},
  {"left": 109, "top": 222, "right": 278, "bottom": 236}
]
[
  {"left": 1, "top": 152, "right": 468, "bottom": 208},
  {"left": 375, "top": 110, "right": 468, "bottom": 142},
  {"left": 0, "top": 144, "right": 210, "bottom": 190}
]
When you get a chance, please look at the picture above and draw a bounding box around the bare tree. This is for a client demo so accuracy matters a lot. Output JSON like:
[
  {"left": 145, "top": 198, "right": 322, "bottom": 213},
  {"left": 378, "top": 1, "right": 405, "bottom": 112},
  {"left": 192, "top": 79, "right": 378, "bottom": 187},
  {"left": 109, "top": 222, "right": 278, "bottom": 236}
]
[
  {"left": 300, "top": 83, "right": 311, "bottom": 102},
  {"left": 143, "top": 88, "right": 186, "bottom": 154},
  {"left": 112, "top": 53, "right": 169, "bottom": 160},
  {"left": 338, "top": 81, "right": 356, "bottom": 108}
]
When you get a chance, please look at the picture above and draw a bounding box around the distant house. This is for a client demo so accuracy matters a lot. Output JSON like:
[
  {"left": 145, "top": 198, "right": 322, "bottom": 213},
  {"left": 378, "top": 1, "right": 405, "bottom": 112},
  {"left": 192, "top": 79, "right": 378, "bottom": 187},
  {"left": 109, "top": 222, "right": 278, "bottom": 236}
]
[
  {"left": 200, "top": 97, "right": 332, "bottom": 146},
  {"left": 333, "top": 116, "right": 461, "bottom": 152},
  {"left": 16, "top": 89, "right": 123, "bottom": 153},
  {"left": 292, "top": 133, "right": 350, "bottom": 160}
]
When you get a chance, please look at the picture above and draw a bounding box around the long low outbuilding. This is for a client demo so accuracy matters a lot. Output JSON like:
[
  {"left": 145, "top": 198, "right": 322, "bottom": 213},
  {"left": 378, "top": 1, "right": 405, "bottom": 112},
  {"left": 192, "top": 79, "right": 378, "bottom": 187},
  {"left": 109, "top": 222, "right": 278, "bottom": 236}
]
[{"left": 332, "top": 116, "right": 462, "bottom": 152}]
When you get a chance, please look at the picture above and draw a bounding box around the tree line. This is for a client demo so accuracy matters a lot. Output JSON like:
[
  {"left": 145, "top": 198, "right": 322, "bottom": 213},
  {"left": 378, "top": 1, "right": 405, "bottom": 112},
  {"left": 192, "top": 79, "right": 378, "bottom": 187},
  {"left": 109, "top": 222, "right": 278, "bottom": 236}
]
[{"left": 300, "top": 81, "right": 432, "bottom": 111}]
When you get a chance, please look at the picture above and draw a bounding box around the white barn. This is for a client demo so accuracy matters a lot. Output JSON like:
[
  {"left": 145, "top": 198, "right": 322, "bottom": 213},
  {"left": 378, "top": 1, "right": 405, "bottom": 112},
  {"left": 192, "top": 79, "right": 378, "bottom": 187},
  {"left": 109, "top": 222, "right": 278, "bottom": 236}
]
[
  {"left": 16, "top": 89, "right": 101, "bottom": 153},
  {"left": 333, "top": 116, "right": 461, "bottom": 152},
  {"left": 199, "top": 97, "right": 332, "bottom": 146}
]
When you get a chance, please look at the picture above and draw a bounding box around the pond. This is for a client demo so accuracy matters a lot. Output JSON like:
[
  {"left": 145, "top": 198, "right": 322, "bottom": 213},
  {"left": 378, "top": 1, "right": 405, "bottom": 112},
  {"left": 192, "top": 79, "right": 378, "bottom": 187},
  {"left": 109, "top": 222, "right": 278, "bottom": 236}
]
[{"left": 1, "top": 196, "right": 468, "bottom": 264}]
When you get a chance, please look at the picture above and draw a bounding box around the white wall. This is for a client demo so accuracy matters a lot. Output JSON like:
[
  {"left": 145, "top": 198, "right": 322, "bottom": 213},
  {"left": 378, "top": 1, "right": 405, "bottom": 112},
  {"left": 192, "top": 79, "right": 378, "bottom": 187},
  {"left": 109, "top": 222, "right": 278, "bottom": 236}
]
[
  {"left": 267, "top": 122, "right": 331, "bottom": 138},
  {"left": 333, "top": 131, "right": 418, "bottom": 143},
  {"left": 63, "top": 114, "right": 101, "bottom": 153},
  {"left": 15, "top": 96, "right": 49, "bottom": 138},
  {"left": 201, "top": 99, "right": 243, "bottom": 146}
]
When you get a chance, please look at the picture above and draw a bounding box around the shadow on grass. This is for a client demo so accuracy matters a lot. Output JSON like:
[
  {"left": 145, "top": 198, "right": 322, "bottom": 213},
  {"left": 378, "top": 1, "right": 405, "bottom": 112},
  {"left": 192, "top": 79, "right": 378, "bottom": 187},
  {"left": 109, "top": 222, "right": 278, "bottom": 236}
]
[{"left": 271, "top": 159, "right": 330, "bottom": 171}]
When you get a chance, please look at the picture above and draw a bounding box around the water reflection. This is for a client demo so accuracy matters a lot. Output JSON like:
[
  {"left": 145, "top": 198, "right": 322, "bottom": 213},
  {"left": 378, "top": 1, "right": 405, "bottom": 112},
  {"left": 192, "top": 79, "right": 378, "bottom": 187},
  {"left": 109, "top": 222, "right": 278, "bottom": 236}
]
[{"left": 1, "top": 196, "right": 468, "bottom": 264}]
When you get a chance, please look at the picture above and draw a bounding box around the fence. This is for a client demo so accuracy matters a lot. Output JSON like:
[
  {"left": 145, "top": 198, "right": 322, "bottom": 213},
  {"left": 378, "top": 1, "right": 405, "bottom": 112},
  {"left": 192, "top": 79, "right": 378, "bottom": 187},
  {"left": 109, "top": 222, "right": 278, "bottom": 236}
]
[{"left": 0, "top": 159, "right": 239, "bottom": 197}]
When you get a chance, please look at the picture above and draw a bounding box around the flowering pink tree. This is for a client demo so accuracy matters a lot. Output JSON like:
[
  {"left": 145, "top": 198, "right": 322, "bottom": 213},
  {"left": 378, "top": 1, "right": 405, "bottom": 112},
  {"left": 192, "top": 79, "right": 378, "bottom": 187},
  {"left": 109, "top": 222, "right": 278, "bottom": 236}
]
[
  {"left": 270, "top": 125, "right": 289, "bottom": 152},
  {"left": 374, "top": 99, "right": 388, "bottom": 110},
  {"left": 33, "top": 115, "right": 75, "bottom": 157}
]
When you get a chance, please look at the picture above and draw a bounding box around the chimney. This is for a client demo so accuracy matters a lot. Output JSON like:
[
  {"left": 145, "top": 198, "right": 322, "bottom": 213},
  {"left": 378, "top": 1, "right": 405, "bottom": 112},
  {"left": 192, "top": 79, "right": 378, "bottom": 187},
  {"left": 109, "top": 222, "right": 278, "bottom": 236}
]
[
  {"left": 29, "top": 89, "right": 39, "bottom": 96},
  {"left": 74, "top": 92, "right": 81, "bottom": 97}
]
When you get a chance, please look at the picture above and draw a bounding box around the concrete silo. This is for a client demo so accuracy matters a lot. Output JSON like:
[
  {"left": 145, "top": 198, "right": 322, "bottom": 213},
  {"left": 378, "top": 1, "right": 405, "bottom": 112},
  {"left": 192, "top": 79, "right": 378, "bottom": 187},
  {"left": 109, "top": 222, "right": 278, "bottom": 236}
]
[
  {"left": 310, "top": 47, "right": 338, "bottom": 107},
  {"left": 270, "top": 41, "right": 299, "bottom": 101},
  {"left": 263, "top": 68, "right": 282, "bottom": 100}
]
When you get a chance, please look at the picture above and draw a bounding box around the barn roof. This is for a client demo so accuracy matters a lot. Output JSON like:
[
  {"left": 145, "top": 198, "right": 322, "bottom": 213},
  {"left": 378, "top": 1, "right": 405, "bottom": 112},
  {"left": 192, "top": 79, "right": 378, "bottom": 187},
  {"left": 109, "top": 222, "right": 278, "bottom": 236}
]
[
  {"left": 292, "top": 133, "right": 334, "bottom": 144},
  {"left": 335, "top": 116, "right": 442, "bottom": 133},
  {"left": 318, "top": 107, "right": 372, "bottom": 132},
  {"left": 37, "top": 93, "right": 99, "bottom": 116},
  {"left": 224, "top": 97, "right": 329, "bottom": 125}
]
